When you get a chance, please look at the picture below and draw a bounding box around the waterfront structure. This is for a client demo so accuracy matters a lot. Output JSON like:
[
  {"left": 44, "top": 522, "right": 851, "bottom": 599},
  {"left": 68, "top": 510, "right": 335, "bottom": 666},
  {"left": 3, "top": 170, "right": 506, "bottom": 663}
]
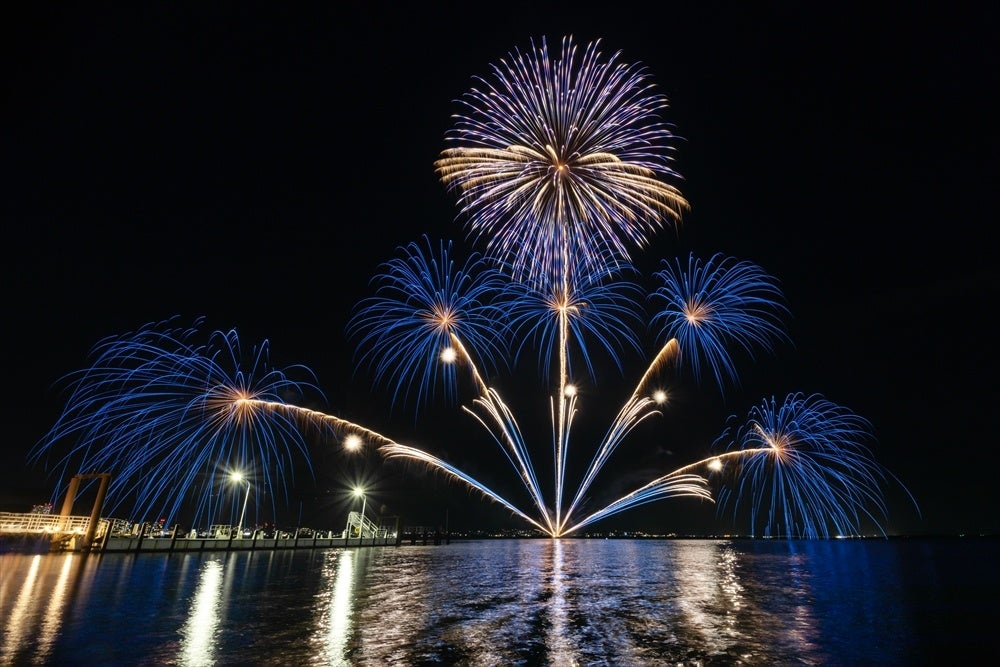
[{"left": 1, "top": 472, "right": 400, "bottom": 553}]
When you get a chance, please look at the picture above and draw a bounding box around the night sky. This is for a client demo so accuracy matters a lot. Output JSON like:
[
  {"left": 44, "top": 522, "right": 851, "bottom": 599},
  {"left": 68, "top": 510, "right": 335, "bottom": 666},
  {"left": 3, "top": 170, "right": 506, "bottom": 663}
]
[{"left": 4, "top": 3, "right": 996, "bottom": 536}]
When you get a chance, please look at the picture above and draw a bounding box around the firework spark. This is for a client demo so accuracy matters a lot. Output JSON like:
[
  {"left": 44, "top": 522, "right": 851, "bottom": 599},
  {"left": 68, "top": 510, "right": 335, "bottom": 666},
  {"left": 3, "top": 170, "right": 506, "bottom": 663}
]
[
  {"left": 32, "top": 35, "right": 915, "bottom": 540},
  {"left": 347, "top": 235, "right": 509, "bottom": 410},
  {"left": 435, "top": 35, "right": 688, "bottom": 287},
  {"left": 363, "top": 242, "right": 799, "bottom": 535},
  {"left": 371, "top": 36, "right": 914, "bottom": 538},
  {"left": 29, "top": 318, "right": 338, "bottom": 527},
  {"left": 712, "top": 393, "right": 920, "bottom": 538},
  {"left": 652, "top": 252, "right": 790, "bottom": 396},
  {"left": 503, "top": 256, "right": 646, "bottom": 383}
]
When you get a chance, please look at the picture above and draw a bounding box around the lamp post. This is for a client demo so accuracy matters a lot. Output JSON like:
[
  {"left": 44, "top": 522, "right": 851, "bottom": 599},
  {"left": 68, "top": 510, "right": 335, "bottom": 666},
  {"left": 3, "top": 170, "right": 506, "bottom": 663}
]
[
  {"left": 231, "top": 472, "right": 252, "bottom": 539},
  {"left": 353, "top": 486, "right": 366, "bottom": 540}
]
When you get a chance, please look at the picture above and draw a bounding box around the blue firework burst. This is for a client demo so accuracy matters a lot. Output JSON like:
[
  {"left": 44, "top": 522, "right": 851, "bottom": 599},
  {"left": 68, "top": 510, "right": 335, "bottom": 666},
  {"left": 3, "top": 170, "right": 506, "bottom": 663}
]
[
  {"left": 503, "top": 259, "right": 646, "bottom": 382},
  {"left": 713, "top": 393, "right": 918, "bottom": 538},
  {"left": 29, "top": 316, "right": 327, "bottom": 528},
  {"left": 651, "top": 253, "right": 790, "bottom": 396},
  {"left": 347, "top": 236, "right": 509, "bottom": 409}
]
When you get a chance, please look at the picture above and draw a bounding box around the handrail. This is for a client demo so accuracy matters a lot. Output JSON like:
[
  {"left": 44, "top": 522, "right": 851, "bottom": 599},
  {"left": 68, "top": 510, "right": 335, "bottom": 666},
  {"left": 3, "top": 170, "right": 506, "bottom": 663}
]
[
  {"left": 0, "top": 512, "right": 90, "bottom": 534},
  {"left": 345, "top": 510, "right": 385, "bottom": 538}
]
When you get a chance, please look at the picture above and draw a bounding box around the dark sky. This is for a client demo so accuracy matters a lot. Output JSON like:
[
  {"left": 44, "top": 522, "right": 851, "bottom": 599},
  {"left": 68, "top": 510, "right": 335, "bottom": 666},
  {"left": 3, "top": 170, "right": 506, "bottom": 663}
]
[{"left": 3, "top": 3, "right": 996, "bottom": 536}]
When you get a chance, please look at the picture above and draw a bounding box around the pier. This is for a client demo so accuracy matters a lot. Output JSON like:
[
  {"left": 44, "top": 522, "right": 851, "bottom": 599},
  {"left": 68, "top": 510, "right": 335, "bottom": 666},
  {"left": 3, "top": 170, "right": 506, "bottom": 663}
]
[
  {"left": 1, "top": 510, "right": 399, "bottom": 553},
  {"left": 2, "top": 474, "right": 453, "bottom": 554},
  {"left": 0, "top": 511, "right": 110, "bottom": 552},
  {"left": 0, "top": 472, "right": 115, "bottom": 551}
]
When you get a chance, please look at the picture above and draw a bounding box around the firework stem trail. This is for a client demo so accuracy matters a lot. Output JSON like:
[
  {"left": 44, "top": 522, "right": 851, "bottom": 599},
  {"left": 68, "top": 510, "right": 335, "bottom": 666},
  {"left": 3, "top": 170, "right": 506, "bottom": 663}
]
[
  {"left": 562, "top": 338, "right": 681, "bottom": 527},
  {"left": 669, "top": 448, "right": 775, "bottom": 477},
  {"left": 555, "top": 274, "right": 570, "bottom": 532},
  {"left": 463, "top": 395, "right": 554, "bottom": 533},
  {"left": 450, "top": 331, "right": 554, "bottom": 532},
  {"left": 243, "top": 399, "right": 402, "bottom": 449},
  {"left": 562, "top": 473, "right": 713, "bottom": 536},
  {"left": 448, "top": 333, "right": 490, "bottom": 396},
  {"left": 631, "top": 339, "right": 680, "bottom": 401},
  {"left": 378, "top": 443, "right": 549, "bottom": 533},
  {"left": 562, "top": 395, "right": 660, "bottom": 529}
]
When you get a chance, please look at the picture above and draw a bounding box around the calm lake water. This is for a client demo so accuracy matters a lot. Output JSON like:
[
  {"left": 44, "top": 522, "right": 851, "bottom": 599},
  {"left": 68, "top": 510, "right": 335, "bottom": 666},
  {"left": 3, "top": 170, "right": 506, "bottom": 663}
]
[{"left": 1, "top": 537, "right": 995, "bottom": 666}]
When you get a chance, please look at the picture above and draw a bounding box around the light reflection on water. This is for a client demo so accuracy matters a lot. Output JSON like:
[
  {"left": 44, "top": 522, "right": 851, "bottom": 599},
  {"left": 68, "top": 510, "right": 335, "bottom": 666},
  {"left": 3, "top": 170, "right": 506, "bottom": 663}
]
[
  {"left": 0, "top": 538, "right": 995, "bottom": 665},
  {"left": 178, "top": 558, "right": 222, "bottom": 666},
  {"left": 312, "top": 549, "right": 355, "bottom": 665},
  {"left": 544, "top": 538, "right": 574, "bottom": 665},
  {"left": 2, "top": 553, "right": 43, "bottom": 664}
]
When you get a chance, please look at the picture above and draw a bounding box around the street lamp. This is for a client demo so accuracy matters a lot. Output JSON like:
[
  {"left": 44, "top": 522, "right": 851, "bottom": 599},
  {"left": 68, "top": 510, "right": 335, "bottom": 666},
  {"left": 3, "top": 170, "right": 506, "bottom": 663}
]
[
  {"left": 231, "top": 472, "right": 252, "bottom": 538},
  {"left": 353, "top": 486, "right": 366, "bottom": 539}
]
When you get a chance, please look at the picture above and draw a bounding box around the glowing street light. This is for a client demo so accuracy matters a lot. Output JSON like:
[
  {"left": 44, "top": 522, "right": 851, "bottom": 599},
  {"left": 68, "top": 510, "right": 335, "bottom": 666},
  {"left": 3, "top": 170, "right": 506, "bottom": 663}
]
[
  {"left": 231, "top": 471, "right": 252, "bottom": 538},
  {"left": 353, "top": 486, "right": 366, "bottom": 538}
]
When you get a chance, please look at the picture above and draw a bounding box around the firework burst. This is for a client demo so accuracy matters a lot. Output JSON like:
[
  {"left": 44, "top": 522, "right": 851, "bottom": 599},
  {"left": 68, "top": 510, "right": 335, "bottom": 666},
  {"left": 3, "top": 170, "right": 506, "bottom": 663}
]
[
  {"left": 651, "top": 252, "right": 791, "bottom": 396},
  {"left": 30, "top": 317, "right": 335, "bottom": 527},
  {"left": 357, "top": 241, "right": 798, "bottom": 535},
  {"left": 712, "top": 393, "right": 919, "bottom": 538},
  {"left": 503, "top": 256, "right": 646, "bottom": 383},
  {"left": 32, "top": 35, "right": 916, "bottom": 540},
  {"left": 348, "top": 236, "right": 509, "bottom": 410},
  {"left": 367, "top": 35, "right": 914, "bottom": 538},
  {"left": 435, "top": 35, "right": 688, "bottom": 287}
]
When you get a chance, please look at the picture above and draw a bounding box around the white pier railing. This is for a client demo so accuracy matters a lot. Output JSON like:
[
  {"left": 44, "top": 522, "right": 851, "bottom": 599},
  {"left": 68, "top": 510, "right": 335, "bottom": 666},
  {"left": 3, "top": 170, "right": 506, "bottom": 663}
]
[
  {"left": 345, "top": 510, "right": 386, "bottom": 539},
  {"left": 1, "top": 512, "right": 86, "bottom": 534}
]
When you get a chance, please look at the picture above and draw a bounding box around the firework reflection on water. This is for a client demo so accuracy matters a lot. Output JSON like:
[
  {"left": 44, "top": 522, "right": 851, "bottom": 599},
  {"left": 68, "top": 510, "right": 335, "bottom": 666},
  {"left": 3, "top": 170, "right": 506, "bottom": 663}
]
[{"left": 4, "top": 538, "right": 992, "bottom": 665}]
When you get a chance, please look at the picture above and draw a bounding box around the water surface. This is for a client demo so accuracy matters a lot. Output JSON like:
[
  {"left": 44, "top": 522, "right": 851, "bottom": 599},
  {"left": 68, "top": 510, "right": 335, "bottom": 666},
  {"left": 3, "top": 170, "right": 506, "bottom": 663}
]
[{"left": 1, "top": 538, "right": 994, "bottom": 665}]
